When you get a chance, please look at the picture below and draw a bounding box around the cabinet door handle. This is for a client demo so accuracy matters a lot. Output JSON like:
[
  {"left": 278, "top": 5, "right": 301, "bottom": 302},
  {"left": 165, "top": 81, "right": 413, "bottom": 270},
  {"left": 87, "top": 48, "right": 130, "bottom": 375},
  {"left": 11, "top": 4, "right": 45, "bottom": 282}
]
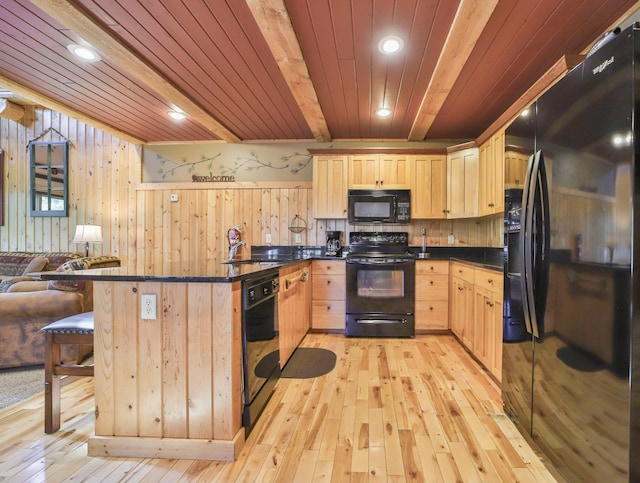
[{"left": 285, "top": 268, "right": 309, "bottom": 289}]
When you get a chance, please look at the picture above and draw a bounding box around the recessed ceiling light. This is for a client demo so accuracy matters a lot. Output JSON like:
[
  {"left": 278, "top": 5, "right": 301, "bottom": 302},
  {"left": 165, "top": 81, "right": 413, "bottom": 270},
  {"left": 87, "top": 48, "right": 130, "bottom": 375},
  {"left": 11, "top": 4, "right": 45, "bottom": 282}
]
[
  {"left": 375, "top": 107, "right": 393, "bottom": 117},
  {"left": 168, "top": 110, "right": 187, "bottom": 120},
  {"left": 378, "top": 36, "right": 404, "bottom": 55},
  {"left": 67, "top": 44, "right": 101, "bottom": 62}
]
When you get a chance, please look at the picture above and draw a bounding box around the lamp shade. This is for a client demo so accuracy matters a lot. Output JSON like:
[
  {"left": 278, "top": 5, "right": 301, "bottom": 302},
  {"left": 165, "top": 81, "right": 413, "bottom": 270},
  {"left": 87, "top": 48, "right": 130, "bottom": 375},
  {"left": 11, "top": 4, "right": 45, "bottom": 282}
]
[{"left": 72, "top": 224, "right": 103, "bottom": 243}]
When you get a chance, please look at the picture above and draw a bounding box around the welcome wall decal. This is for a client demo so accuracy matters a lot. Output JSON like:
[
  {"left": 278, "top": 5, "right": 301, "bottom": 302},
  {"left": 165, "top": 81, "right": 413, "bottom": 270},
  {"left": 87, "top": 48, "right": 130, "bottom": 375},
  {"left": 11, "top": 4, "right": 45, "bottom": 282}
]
[{"left": 142, "top": 143, "right": 314, "bottom": 183}]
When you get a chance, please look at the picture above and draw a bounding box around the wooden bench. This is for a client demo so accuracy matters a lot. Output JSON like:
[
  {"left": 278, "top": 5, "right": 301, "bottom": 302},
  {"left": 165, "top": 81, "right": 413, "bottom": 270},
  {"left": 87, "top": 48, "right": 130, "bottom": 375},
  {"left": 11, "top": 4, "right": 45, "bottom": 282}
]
[{"left": 41, "top": 312, "right": 94, "bottom": 433}]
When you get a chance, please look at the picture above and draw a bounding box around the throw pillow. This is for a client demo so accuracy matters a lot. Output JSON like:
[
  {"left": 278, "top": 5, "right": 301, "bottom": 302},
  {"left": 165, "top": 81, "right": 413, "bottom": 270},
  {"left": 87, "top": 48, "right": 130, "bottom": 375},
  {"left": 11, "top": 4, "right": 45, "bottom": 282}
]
[
  {"left": 47, "top": 258, "right": 91, "bottom": 292},
  {"left": 20, "top": 256, "right": 49, "bottom": 276},
  {"left": 0, "top": 276, "right": 35, "bottom": 293}
]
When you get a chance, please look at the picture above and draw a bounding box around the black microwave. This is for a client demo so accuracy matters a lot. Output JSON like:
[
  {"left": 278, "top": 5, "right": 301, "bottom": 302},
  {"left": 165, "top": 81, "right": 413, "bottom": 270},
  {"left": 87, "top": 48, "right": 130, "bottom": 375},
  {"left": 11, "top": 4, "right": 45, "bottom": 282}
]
[{"left": 347, "top": 189, "right": 411, "bottom": 224}]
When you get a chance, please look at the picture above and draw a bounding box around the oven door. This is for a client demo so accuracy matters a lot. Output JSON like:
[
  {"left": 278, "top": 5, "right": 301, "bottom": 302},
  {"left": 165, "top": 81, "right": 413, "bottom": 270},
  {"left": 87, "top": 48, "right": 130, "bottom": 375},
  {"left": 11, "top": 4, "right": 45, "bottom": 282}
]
[{"left": 346, "top": 257, "right": 415, "bottom": 337}]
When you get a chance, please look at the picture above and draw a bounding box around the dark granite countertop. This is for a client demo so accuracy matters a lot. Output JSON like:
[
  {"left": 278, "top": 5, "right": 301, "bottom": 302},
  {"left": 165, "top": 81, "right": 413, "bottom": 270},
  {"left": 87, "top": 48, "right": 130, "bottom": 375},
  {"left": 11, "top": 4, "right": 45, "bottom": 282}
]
[
  {"left": 448, "top": 258, "right": 503, "bottom": 272},
  {"left": 37, "top": 258, "right": 313, "bottom": 283},
  {"left": 37, "top": 246, "right": 504, "bottom": 283}
]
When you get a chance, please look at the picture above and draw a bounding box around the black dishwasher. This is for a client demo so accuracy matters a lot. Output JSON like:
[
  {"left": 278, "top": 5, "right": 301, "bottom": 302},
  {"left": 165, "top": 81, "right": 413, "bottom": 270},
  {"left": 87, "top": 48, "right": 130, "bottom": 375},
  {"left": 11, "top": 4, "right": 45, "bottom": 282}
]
[{"left": 241, "top": 270, "right": 280, "bottom": 432}]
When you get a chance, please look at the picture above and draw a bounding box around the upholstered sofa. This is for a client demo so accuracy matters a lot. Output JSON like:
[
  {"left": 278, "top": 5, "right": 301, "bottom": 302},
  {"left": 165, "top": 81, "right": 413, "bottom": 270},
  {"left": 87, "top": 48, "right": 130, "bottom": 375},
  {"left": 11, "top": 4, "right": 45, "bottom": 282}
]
[{"left": 0, "top": 253, "right": 120, "bottom": 368}]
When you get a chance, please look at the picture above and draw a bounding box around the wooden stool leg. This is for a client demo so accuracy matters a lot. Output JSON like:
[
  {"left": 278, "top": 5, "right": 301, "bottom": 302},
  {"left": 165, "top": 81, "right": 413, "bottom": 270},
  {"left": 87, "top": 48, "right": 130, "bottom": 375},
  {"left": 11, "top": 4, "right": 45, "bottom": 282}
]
[{"left": 44, "top": 333, "right": 61, "bottom": 434}]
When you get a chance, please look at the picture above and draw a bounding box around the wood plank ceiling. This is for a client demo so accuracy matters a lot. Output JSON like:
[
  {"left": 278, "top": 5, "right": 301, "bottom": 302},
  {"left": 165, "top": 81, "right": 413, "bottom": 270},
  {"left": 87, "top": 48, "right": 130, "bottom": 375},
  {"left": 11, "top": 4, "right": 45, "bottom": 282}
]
[{"left": 0, "top": 0, "right": 637, "bottom": 144}]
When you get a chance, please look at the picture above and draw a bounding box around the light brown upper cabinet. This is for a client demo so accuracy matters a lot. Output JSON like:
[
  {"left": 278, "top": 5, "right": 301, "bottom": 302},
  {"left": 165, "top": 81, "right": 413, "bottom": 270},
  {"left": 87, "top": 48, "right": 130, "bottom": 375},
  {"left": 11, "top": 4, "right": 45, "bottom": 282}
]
[
  {"left": 504, "top": 148, "right": 530, "bottom": 188},
  {"left": 479, "top": 131, "right": 505, "bottom": 217},
  {"left": 313, "top": 155, "right": 349, "bottom": 218},
  {"left": 412, "top": 154, "right": 447, "bottom": 219},
  {"left": 446, "top": 145, "right": 479, "bottom": 218},
  {"left": 348, "top": 154, "right": 412, "bottom": 190}
]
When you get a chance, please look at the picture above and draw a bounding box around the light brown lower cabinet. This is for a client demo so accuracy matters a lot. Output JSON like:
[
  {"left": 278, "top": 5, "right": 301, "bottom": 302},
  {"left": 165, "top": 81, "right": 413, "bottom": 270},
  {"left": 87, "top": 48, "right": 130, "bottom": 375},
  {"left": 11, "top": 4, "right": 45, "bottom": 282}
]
[
  {"left": 311, "top": 260, "right": 346, "bottom": 331},
  {"left": 449, "top": 262, "right": 504, "bottom": 381},
  {"left": 450, "top": 262, "right": 475, "bottom": 346},
  {"left": 279, "top": 261, "right": 312, "bottom": 367},
  {"left": 415, "top": 260, "right": 449, "bottom": 331}
]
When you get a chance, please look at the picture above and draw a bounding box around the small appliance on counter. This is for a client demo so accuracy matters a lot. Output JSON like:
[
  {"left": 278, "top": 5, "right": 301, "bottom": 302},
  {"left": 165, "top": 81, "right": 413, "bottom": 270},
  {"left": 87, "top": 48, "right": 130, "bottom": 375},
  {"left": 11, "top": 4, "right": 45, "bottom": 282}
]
[{"left": 325, "top": 231, "right": 342, "bottom": 257}]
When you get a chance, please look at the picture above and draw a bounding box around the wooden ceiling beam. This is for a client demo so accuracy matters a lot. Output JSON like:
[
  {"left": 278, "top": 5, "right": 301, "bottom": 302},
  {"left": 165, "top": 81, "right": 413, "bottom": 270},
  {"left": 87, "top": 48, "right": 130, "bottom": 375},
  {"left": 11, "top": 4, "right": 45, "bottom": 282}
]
[
  {"left": 0, "top": 99, "right": 25, "bottom": 121},
  {"left": 409, "top": 0, "right": 499, "bottom": 141},
  {"left": 27, "top": 0, "right": 241, "bottom": 143},
  {"left": 0, "top": 73, "right": 145, "bottom": 144},
  {"left": 246, "top": 0, "right": 331, "bottom": 142}
]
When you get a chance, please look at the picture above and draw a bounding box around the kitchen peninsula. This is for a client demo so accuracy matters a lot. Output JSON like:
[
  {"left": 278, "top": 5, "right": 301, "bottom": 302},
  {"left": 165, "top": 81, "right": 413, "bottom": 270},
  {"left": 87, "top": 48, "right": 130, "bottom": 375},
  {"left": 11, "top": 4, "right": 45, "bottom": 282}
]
[
  {"left": 41, "top": 261, "right": 294, "bottom": 461},
  {"left": 40, "top": 249, "right": 502, "bottom": 461}
]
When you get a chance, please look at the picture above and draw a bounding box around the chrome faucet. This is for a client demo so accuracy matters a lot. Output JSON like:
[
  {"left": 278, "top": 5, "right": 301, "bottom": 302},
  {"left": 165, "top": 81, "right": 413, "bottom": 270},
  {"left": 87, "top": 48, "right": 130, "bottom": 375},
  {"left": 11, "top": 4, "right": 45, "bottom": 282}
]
[{"left": 228, "top": 241, "right": 246, "bottom": 262}]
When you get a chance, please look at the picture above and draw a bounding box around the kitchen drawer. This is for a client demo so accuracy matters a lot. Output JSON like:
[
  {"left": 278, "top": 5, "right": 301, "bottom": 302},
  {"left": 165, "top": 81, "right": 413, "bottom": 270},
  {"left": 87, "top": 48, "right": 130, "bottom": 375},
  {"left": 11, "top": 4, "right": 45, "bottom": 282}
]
[
  {"left": 311, "top": 300, "right": 346, "bottom": 330},
  {"left": 312, "top": 260, "right": 346, "bottom": 275},
  {"left": 416, "top": 275, "right": 448, "bottom": 300},
  {"left": 416, "top": 300, "right": 449, "bottom": 330},
  {"left": 474, "top": 268, "right": 503, "bottom": 294},
  {"left": 312, "top": 274, "right": 346, "bottom": 300},
  {"left": 416, "top": 260, "right": 449, "bottom": 276},
  {"left": 450, "top": 262, "right": 475, "bottom": 283}
]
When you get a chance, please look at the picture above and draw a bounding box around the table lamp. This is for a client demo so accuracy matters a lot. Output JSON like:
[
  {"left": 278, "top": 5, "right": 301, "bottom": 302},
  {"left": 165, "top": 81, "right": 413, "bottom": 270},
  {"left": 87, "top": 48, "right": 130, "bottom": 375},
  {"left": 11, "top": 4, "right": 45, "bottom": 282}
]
[{"left": 72, "top": 224, "right": 103, "bottom": 257}]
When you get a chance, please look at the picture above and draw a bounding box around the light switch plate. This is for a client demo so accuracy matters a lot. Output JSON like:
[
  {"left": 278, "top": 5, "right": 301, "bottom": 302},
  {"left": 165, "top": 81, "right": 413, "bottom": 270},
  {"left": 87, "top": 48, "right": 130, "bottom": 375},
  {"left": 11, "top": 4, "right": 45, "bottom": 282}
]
[
  {"left": 448, "top": 234, "right": 455, "bottom": 245},
  {"left": 295, "top": 233, "right": 302, "bottom": 244},
  {"left": 170, "top": 194, "right": 179, "bottom": 202},
  {"left": 265, "top": 233, "right": 272, "bottom": 244}
]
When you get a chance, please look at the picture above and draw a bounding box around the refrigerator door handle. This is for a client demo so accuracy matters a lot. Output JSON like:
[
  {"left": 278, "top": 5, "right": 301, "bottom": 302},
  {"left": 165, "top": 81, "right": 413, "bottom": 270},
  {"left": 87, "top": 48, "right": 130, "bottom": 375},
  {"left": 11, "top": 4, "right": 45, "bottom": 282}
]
[
  {"left": 520, "top": 152, "right": 536, "bottom": 336},
  {"left": 520, "top": 150, "right": 550, "bottom": 339}
]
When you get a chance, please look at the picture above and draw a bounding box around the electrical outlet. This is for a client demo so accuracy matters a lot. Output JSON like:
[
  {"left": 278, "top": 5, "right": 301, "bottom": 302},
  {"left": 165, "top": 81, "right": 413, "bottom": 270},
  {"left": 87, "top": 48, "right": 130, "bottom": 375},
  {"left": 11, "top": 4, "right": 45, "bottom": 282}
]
[
  {"left": 295, "top": 233, "right": 302, "bottom": 244},
  {"left": 265, "top": 233, "right": 272, "bottom": 244},
  {"left": 448, "top": 234, "right": 455, "bottom": 245},
  {"left": 170, "top": 194, "right": 179, "bottom": 202},
  {"left": 141, "top": 293, "right": 157, "bottom": 320}
]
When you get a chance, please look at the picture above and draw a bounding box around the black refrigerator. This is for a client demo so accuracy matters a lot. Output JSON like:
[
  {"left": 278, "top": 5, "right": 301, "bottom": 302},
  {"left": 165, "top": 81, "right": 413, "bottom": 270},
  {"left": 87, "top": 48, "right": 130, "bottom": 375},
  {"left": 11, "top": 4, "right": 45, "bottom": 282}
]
[{"left": 502, "top": 23, "right": 639, "bottom": 482}]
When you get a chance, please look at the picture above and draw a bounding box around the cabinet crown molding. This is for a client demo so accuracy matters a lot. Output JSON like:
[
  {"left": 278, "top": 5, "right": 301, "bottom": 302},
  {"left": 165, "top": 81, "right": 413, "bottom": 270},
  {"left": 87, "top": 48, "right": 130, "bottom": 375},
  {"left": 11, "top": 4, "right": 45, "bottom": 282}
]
[
  {"left": 308, "top": 147, "right": 447, "bottom": 155},
  {"left": 446, "top": 141, "right": 477, "bottom": 154}
]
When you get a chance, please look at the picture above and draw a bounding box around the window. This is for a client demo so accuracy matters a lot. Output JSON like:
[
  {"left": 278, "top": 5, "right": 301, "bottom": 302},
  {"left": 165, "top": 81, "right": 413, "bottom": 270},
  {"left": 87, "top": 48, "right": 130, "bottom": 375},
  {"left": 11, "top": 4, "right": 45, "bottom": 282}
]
[{"left": 29, "top": 141, "right": 68, "bottom": 217}]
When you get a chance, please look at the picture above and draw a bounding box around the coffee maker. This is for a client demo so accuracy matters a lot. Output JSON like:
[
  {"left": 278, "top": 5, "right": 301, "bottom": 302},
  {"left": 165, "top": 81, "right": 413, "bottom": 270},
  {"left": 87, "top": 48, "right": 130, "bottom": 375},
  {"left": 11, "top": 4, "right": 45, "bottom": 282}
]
[{"left": 326, "top": 231, "right": 342, "bottom": 257}]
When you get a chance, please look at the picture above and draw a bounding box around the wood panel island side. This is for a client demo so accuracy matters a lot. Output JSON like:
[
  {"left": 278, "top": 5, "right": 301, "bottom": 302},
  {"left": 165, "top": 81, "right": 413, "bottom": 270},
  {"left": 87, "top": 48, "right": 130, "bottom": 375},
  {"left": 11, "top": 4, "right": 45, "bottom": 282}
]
[{"left": 41, "top": 262, "right": 281, "bottom": 461}]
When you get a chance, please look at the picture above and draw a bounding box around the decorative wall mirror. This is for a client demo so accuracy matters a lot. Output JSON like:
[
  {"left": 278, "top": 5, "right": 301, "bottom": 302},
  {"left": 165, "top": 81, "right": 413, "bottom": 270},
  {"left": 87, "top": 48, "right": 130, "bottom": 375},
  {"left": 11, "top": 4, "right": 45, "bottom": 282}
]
[{"left": 29, "top": 141, "right": 68, "bottom": 217}]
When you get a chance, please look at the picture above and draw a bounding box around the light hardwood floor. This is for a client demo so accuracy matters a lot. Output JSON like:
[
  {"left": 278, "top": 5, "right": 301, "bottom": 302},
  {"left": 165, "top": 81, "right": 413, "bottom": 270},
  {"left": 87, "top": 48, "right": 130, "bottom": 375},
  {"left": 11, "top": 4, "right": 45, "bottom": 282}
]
[{"left": 0, "top": 334, "right": 559, "bottom": 482}]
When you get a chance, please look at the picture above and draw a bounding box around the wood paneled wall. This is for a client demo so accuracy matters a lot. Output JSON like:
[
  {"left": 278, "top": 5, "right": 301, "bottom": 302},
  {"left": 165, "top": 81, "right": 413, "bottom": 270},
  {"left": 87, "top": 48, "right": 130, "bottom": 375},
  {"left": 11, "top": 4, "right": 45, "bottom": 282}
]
[
  {"left": 0, "top": 107, "right": 140, "bottom": 262},
  {"left": 1, "top": 108, "right": 501, "bottom": 269}
]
